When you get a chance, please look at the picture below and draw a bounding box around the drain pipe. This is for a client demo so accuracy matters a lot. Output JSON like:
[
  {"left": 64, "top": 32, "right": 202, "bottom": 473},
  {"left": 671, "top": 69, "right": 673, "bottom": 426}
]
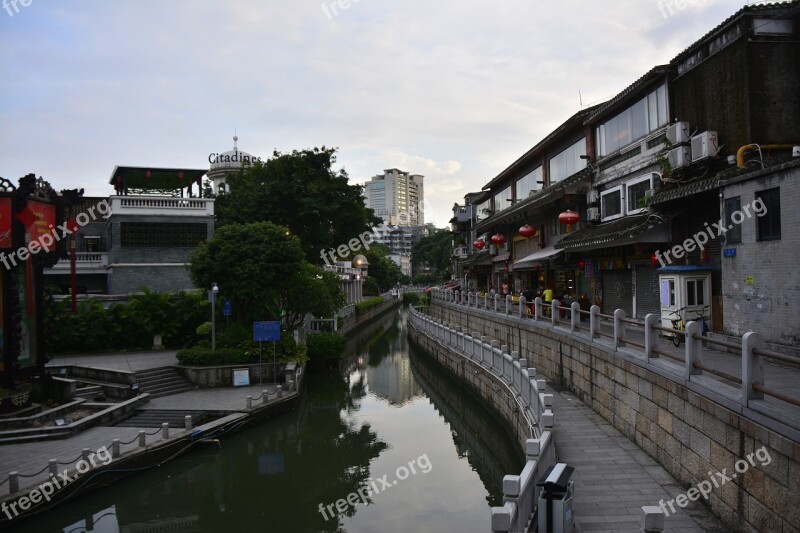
[{"left": 736, "top": 144, "right": 796, "bottom": 168}]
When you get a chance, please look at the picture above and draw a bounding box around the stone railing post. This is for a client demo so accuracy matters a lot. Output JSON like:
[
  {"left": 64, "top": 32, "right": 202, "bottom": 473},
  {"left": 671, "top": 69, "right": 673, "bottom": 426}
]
[
  {"left": 8, "top": 472, "right": 18, "bottom": 494},
  {"left": 570, "top": 302, "right": 580, "bottom": 333},
  {"left": 161, "top": 422, "right": 169, "bottom": 440},
  {"left": 493, "top": 294, "right": 499, "bottom": 313},
  {"left": 741, "top": 331, "right": 764, "bottom": 404},
  {"left": 49, "top": 459, "right": 58, "bottom": 476},
  {"left": 480, "top": 335, "right": 489, "bottom": 366},
  {"left": 484, "top": 292, "right": 489, "bottom": 310},
  {"left": 138, "top": 430, "right": 146, "bottom": 447},
  {"left": 551, "top": 299, "right": 560, "bottom": 327},
  {"left": 685, "top": 321, "right": 702, "bottom": 377},
  {"left": 613, "top": 308, "right": 625, "bottom": 349},
  {"left": 590, "top": 305, "right": 600, "bottom": 339},
  {"left": 246, "top": 396, "right": 253, "bottom": 409},
  {"left": 644, "top": 313, "right": 658, "bottom": 361},
  {"left": 641, "top": 506, "right": 665, "bottom": 532},
  {"left": 534, "top": 297, "right": 543, "bottom": 322},
  {"left": 519, "top": 296, "right": 526, "bottom": 319},
  {"left": 506, "top": 294, "right": 512, "bottom": 315}
]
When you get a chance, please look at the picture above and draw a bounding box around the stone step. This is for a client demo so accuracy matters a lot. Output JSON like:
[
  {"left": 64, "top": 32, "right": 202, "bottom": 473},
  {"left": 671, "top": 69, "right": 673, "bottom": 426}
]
[{"left": 115, "top": 410, "right": 210, "bottom": 428}]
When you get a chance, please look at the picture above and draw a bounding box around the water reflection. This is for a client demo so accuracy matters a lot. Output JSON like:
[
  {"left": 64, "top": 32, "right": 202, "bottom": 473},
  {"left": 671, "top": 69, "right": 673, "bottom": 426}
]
[{"left": 15, "top": 308, "right": 521, "bottom": 533}]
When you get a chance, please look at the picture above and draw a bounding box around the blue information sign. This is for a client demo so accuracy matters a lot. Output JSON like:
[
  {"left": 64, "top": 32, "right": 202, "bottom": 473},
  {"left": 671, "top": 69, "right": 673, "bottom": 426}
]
[
  {"left": 723, "top": 248, "right": 737, "bottom": 258},
  {"left": 254, "top": 321, "right": 281, "bottom": 342},
  {"left": 223, "top": 299, "right": 232, "bottom": 317}
]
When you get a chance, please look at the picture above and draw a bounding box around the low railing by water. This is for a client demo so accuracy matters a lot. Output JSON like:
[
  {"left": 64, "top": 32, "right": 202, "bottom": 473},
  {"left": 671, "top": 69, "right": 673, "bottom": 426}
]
[
  {"left": 432, "top": 289, "right": 800, "bottom": 434},
  {"left": 407, "top": 306, "right": 557, "bottom": 533}
]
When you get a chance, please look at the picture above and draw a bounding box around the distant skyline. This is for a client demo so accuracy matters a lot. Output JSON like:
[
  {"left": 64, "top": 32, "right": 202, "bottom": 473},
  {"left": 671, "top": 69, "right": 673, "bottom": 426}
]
[{"left": 0, "top": 0, "right": 764, "bottom": 227}]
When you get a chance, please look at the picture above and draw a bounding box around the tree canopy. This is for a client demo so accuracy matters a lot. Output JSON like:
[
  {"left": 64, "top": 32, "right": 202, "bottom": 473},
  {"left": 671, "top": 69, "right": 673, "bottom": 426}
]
[
  {"left": 214, "top": 147, "right": 382, "bottom": 263},
  {"left": 411, "top": 230, "right": 452, "bottom": 280},
  {"left": 188, "top": 221, "right": 345, "bottom": 330}
]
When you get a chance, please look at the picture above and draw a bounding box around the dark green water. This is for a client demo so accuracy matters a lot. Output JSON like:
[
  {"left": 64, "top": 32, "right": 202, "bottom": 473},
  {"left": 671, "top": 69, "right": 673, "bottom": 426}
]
[{"left": 17, "top": 308, "right": 523, "bottom": 532}]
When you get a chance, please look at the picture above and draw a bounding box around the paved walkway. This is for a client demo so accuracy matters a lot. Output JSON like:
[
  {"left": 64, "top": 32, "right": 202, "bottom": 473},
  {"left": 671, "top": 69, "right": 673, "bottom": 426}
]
[
  {"left": 0, "top": 385, "right": 297, "bottom": 496},
  {"left": 46, "top": 351, "right": 179, "bottom": 372},
  {"left": 551, "top": 385, "right": 727, "bottom": 532}
]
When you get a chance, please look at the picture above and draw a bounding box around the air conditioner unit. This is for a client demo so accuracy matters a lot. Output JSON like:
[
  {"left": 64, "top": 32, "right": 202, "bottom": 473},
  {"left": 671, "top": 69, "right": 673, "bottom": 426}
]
[
  {"left": 690, "top": 131, "right": 718, "bottom": 162},
  {"left": 666, "top": 122, "right": 690, "bottom": 144},
  {"left": 586, "top": 190, "right": 599, "bottom": 204},
  {"left": 586, "top": 207, "right": 600, "bottom": 222},
  {"left": 667, "top": 146, "right": 691, "bottom": 169},
  {"left": 489, "top": 244, "right": 497, "bottom": 255}
]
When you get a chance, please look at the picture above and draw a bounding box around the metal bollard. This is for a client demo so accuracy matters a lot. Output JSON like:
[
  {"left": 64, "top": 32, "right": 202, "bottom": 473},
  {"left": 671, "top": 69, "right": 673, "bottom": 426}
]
[
  {"left": 277, "top": 388, "right": 283, "bottom": 399},
  {"left": 9, "top": 471, "right": 18, "bottom": 494},
  {"left": 138, "top": 430, "right": 146, "bottom": 447},
  {"left": 246, "top": 396, "right": 253, "bottom": 409},
  {"left": 262, "top": 390, "right": 269, "bottom": 404},
  {"left": 161, "top": 422, "right": 169, "bottom": 440},
  {"left": 185, "top": 415, "right": 192, "bottom": 431},
  {"left": 49, "top": 459, "right": 58, "bottom": 477},
  {"left": 112, "top": 439, "right": 121, "bottom": 459}
]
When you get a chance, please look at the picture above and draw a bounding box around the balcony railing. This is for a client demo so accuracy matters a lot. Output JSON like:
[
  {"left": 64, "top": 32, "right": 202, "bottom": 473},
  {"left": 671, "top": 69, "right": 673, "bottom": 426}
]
[
  {"left": 110, "top": 195, "right": 214, "bottom": 216},
  {"left": 44, "top": 252, "right": 108, "bottom": 272}
]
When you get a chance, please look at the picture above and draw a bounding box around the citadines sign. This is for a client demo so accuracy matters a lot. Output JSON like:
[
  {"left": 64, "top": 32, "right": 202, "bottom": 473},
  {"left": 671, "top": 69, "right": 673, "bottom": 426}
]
[{"left": 208, "top": 151, "right": 262, "bottom": 165}]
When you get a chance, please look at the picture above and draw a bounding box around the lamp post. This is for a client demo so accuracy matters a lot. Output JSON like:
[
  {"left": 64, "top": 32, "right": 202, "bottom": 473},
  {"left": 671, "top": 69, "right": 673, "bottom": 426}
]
[{"left": 211, "top": 283, "right": 219, "bottom": 351}]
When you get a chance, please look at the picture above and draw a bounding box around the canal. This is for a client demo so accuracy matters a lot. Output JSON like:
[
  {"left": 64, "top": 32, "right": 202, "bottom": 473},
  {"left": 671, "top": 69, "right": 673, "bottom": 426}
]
[{"left": 16, "top": 307, "right": 523, "bottom": 532}]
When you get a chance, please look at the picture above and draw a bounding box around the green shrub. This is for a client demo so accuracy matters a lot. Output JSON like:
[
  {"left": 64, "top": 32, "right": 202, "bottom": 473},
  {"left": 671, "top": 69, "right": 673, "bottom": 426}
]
[
  {"left": 176, "top": 346, "right": 251, "bottom": 366},
  {"left": 403, "top": 292, "right": 421, "bottom": 305},
  {"left": 306, "top": 332, "right": 346, "bottom": 362},
  {"left": 355, "top": 296, "right": 384, "bottom": 315}
]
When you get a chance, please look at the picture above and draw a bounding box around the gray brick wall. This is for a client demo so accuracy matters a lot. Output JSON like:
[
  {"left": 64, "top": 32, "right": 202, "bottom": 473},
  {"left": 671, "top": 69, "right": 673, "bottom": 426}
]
[
  {"left": 108, "top": 265, "right": 195, "bottom": 295},
  {"left": 107, "top": 214, "right": 213, "bottom": 265},
  {"left": 720, "top": 163, "right": 800, "bottom": 347}
]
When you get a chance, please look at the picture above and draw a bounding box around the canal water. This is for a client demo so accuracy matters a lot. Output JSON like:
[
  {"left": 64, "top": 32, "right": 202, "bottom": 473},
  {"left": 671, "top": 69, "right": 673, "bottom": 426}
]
[{"left": 17, "top": 307, "right": 523, "bottom": 532}]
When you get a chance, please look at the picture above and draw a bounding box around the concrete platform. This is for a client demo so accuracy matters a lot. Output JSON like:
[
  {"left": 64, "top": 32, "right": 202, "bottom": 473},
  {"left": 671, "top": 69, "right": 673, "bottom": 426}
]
[{"left": 551, "top": 385, "right": 727, "bottom": 533}]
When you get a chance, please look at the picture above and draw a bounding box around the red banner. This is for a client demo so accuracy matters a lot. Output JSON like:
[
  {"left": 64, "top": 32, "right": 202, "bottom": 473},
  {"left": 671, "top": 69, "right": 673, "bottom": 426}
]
[{"left": 0, "top": 197, "right": 11, "bottom": 248}]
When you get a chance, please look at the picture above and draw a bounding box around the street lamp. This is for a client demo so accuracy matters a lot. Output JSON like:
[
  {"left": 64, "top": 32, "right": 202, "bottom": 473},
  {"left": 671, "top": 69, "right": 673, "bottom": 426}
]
[{"left": 211, "top": 283, "right": 219, "bottom": 350}]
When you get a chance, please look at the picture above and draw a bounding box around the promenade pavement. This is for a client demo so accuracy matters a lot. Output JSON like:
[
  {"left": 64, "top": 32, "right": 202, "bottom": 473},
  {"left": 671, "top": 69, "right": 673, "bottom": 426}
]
[
  {"left": 0, "top": 383, "right": 295, "bottom": 495},
  {"left": 46, "top": 351, "right": 179, "bottom": 372},
  {"left": 551, "top": 385, "right": 727, "bottom": 532}
]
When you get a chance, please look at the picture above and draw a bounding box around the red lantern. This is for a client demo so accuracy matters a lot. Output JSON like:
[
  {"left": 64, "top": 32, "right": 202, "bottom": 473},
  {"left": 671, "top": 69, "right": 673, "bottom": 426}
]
[
  {"left": 579, "top": 260, "right": 585, "bottom": 269},
  {"left": 650, "top": 253, "right": 660, "bottom": 267},
  {"left": 519, "top": 224, "right": 537, "bottom": 238},
  {"left": 559, "top": 210, "right": 580, "bottom": 232},
  {"left": 473, "top": 239, "right": 486, "bottom": 250},
  {"left": 490, "top": 233, "right": 506, "bottom": 246}
]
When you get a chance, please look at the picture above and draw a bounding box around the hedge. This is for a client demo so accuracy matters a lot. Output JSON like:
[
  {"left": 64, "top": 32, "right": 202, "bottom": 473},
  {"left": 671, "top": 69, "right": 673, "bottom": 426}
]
[
  {"left": 355, "top": 296, "right": 384, "bottom": 315},
  {"left": 176, "top": 346, "right": 250, "bottom": 366}
]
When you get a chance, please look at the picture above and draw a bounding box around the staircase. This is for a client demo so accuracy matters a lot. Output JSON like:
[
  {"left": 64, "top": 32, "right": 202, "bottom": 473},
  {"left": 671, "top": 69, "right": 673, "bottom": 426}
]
[
  {"left": 115, "top": 409, "right": 210, "bottom": 428},
  {"left": 135, "top": 367, "right": 195, "bottom": 398}
]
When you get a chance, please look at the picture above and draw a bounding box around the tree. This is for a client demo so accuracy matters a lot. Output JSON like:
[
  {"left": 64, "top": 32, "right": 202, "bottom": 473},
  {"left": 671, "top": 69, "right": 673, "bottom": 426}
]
[
  {"left": 188, "top": 222, "right": 344, "bottom": 330},
  {"left": 411, "top": 230, "right": 453, "bottom": 280},
  {"left": 362, "top": 245, "right": 403, "bottom": 291},
  {"left": 214, "top": 147, "right": 382, "bottom": 263}
]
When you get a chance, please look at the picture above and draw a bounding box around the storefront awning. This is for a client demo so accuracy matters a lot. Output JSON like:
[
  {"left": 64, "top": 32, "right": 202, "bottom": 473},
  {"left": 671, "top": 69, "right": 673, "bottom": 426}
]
[
  {"left": 492, "top": 252, "right": 511, "bottom": 263},
  {"left": 555, "top": 214, "right": 670, "bottom": 251},
  {"left": 515, "top": 246, "right": 562, "bottom": 264}
]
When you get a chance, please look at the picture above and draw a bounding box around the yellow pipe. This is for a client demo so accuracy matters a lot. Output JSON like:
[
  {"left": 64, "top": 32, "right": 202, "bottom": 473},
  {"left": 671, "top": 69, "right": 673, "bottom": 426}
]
[{"left": 737, "top": 144, "right": 796, "bottom": 168}]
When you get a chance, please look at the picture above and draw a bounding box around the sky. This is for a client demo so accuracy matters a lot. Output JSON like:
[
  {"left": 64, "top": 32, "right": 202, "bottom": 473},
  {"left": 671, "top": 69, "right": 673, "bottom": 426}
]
[{"left": 0, "top": 0, "right": 764, "bottom": 227}]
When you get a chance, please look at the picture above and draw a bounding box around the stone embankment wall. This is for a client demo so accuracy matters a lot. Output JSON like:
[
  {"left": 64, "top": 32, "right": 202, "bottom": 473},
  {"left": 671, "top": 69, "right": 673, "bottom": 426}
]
[{"left": 429, "top": 300, "right": 800, "bottom": 533}]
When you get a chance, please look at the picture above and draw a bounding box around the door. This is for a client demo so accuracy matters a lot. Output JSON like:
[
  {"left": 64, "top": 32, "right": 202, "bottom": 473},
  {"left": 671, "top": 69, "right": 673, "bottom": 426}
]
[
  {"left": 602, "top": 270, "right": 633, "bottom": 316},
  {"left": 634, "top": 264, "right": 661, "bottom": 319}
]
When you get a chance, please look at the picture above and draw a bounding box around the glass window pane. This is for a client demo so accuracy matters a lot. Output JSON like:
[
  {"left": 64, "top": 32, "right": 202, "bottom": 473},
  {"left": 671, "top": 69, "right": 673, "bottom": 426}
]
[
  {"left": 697, "top": 280, "right": 705, "bottom": 305},
  {"left": 632, "top": 98, "right": 648, "bottom": 141},
  {"left": 687, "top": 280, "right": 696, "bottom": 306},
  {"left": 648, "top": 92, "right": 658, "bottom": 133},
  {"left": 725, "top": 197, "right": 742, "bottom": 244},
  {"left": 657, "top": 85, "right": 667, "bottom": 127}
]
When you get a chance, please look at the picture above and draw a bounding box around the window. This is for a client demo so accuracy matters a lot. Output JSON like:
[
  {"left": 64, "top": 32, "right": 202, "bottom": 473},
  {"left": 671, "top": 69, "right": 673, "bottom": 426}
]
[
  {"left": 600, "top": 186, "right": 624, "bottom": 221},
  {"left": 756, "top": 188, "right": 780, "bottom": 241},
  {"left": 83, "top": 236, "right": 101, "bottom": 253},
  {"left": 724, "top": 196, "right": 742, "bottom": 244},
  {"left": 661, "top": 279, "right": 676, "bottom": 307},
  {"left": 493, "top": 186, "right": 512, "bottom": 213},
  {"left": 549, "top": 139, "right": 586, "bottom": 183},
  {"left": 121, "top": 222, "right": 208, "bottom": 247},
  {"left": 686, "top": 279, "right": 706, "bottom": 306},
  {"left": 595, "top": 83, "right": 669, "bottom": 157},
  {"left": 475, "top": 200, "right": 491, "bottom": 221},
  {"left": 515, "top": 166, "right": 542, "bottom": 199},
  {"left": 626, "top": 174, "right": 655, "bottom": 215}
]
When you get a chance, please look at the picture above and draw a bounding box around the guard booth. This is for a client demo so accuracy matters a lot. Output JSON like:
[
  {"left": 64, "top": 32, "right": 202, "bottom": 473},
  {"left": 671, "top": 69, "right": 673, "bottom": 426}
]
[{"left": 656, "top": 266, "right": 714, "bottom": 331}]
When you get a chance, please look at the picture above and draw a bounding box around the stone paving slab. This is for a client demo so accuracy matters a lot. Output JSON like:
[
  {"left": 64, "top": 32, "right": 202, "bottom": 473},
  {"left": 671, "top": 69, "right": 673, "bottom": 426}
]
[
  {"left": 46, "top": 351, "right": 179, "bottom": 372},
  {"left": 550, "top": 385, "right": 728, "bottom": 533},
  {"left": 0, "top": 385, "right": 297, "bottom": 495}
]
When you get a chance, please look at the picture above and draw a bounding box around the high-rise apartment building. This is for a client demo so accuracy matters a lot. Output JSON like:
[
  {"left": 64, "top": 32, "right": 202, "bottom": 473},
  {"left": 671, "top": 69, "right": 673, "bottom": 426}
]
[{"left": 363, "top": 169, "right": 424, "bottom": 226}]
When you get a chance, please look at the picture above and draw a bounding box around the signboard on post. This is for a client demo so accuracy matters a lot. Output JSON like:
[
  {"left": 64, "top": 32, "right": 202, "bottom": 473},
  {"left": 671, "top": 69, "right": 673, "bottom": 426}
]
[
  {"left": 253, "top": 321, "right": 281, "bottom": 342},
  {"left": 232, "top": 368, "right": 250, "bottom": 387},
  {"left": 223, "top": 299, "right": 232, "bottom": 317}
]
